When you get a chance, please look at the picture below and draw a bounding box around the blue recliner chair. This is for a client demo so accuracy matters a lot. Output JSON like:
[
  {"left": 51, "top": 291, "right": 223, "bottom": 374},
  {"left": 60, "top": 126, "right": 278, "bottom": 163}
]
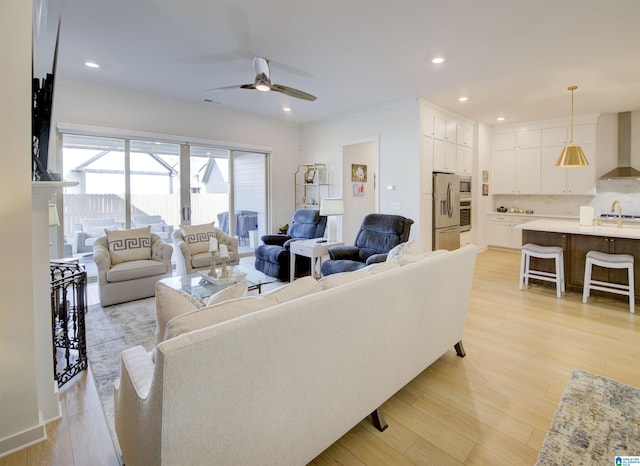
[
  {"left": 254, "top": 209, "right": 327, "bottom": 281},
  {"left": 320, "top": 213, "right": 414, "bottom": 276}
]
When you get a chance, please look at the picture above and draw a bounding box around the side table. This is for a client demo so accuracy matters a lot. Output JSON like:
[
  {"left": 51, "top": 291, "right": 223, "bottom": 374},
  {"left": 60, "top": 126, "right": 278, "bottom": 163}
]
[{"left": 289, "top": 239, "right": 344, "bottom": 281}]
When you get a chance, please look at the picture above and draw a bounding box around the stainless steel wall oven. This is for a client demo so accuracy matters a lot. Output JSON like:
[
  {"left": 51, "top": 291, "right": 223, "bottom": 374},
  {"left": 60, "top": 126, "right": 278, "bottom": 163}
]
[{"left": 460, "top": 198, "right": 471, "bottom": 232}]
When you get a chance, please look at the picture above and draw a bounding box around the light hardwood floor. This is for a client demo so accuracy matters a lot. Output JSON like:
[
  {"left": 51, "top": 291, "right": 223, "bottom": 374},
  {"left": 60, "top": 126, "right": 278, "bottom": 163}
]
[{"left": 3, "top": 249, "right": 639, "bottom": 465}]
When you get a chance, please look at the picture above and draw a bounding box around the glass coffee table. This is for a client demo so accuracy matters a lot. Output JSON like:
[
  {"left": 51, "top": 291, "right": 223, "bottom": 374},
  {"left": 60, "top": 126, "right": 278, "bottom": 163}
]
[{"left": 159, "top": 266, "right": 278, "bottom": 301}]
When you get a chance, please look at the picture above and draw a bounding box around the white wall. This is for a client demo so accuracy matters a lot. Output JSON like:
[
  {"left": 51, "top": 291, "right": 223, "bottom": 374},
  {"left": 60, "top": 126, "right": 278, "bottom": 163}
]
[
  {"left": 51, "top": 82, "right": 303, "bottom": 231},
  {"left": 301, "top": 99, "right": 422, "bottom": 245},
  {"left": 0, "top": 0, "right": 48, "bottom": 456}
]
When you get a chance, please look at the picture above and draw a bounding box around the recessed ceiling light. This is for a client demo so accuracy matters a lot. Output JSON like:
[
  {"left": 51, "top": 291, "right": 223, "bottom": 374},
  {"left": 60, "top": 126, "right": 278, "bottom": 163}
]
[
  {"left": 283, "top": 107, "right": 291, "bottom": 112},
  {"left": 431, "top": 57, "right": 446, "bottom": 64},
  {"left": 84, "top": 61, "right": 100, "bottom": 68},
  {"left": 459, "top": 96, "right": 468, "bottom": 102},
  {"left": 497, "top": 117, "right": 505, "bottom": 121}
]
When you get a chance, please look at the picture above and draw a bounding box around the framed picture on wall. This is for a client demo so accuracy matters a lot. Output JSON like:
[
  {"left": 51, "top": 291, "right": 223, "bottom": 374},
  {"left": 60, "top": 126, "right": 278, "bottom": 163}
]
[
  {"left": 353, "top": 183, "right": 365, "bottom": 196},
  {"left": 351, "top": 164, "right": 367, "bottom": 182}
]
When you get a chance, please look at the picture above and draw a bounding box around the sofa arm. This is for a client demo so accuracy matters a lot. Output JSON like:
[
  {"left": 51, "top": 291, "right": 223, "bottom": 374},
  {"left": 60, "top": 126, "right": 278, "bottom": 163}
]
[
  {"left": 114, "top": 345, "right": 161, "bottom": 466},
  {"left": 260, "top": 234, "right": 289, "bottom": 246},
  {"left": 93, "top": 242, "right": 112, "bottom": 272},
  {"left": 328, "top": 245, "right": 360, "bottom": 261},
  {"left": 365, "top": 253, "right": 389, "bottom": 265},
  {"left": 151, "top": 235, "right": 173, "bottom": 263}
]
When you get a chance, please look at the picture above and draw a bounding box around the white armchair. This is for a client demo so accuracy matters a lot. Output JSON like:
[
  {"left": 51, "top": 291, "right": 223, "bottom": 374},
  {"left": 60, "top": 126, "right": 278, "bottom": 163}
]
[
  {"left": 172, "top": 224, "right": 239, "bottom": 275},
  {"left": 94, "top": 231, "right": 173, "bottom": 306}
]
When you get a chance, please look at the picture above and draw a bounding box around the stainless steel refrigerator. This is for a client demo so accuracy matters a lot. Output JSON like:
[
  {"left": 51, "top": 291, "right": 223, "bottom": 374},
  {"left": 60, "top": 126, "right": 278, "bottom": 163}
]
[{"left": 433, "top": 173, "right": 461, "bottom": 250}]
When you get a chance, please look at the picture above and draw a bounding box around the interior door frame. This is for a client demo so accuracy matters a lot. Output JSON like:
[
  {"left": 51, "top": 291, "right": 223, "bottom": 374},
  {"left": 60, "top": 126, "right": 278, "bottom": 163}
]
[{"left": 340, "top": 137, "right": 379, "bottom": 243}]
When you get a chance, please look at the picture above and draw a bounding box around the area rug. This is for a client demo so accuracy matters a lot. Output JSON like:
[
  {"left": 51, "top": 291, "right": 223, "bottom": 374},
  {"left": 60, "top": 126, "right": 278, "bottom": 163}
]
[
  {"left": 85, "top": 298, "right": 157, "bottom": 463},
  {"left": 536, "top": 369, "right": 640, "bottom": 465}
]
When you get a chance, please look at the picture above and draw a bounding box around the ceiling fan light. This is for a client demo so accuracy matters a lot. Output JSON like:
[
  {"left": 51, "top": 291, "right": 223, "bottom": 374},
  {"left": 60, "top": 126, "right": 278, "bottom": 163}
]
[
  {"left": 556, "top": 144, "right": 589, "bottom": 167},
  {"left": 256, "top": 83, "right": 270, "bottom": 92}
]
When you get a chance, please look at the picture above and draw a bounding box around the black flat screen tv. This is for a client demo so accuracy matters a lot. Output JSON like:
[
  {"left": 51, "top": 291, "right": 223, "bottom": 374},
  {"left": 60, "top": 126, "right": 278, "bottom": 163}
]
[{"left": 32, "top": 72, "right": 54, "bottom": 181}]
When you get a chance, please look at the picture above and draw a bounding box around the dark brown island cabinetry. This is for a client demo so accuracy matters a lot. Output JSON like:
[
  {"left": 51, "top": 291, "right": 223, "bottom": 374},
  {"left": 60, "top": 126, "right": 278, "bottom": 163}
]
[{"left": 522, "top": 230, "right": 639, "bottom": 300}]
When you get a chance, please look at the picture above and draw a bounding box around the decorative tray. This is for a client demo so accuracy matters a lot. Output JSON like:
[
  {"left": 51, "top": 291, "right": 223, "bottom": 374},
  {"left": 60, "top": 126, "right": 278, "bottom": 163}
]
[{"left": 198, "top": 270, "right": 247, "bottom": 286}]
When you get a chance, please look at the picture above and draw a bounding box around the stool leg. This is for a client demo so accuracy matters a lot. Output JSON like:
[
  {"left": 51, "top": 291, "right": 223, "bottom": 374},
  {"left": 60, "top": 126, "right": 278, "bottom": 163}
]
[
  {"left": 519, "top": 251, "right": 526, "bottom": 290},
  {"left": 524, "top": 253, "right": 531, "bottom": 286},
  {"left": 582, "top": 258, "right": 592, "bottom": 304},
  {"left": 559, "top": 252, "right": 565, "bottom": 293},
  {"left": 555, "top": 255, "right": 562, "bottom": 298},
  {"left": 628, "top": 264, "right": 635, "bottom": 313}
]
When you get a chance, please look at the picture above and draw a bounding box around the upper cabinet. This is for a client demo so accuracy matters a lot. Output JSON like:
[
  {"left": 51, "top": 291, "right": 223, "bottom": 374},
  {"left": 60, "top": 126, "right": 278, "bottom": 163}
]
[
  {"left": 424, "top": 110, "right": 474, "bottom": 174},
  {"left": 540, "top": 123, "right": 597, "bottom": 195},
  {"left": 491, "top": 117, "right": 598, "bottom": 196},
  {"left": 492, "top": 130, "right": 542, "bottom": 194}
]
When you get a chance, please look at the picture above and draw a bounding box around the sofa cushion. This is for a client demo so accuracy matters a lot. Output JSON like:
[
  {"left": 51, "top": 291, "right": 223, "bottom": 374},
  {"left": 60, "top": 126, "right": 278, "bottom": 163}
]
[
  {"left": 319, "top": 270, "right": 368, "bottom": 290},
  {"left": 386, "top": 240, "right": 418, "bottom": 263},
  {"left": 164, "top": 296, "right": 272, "bottom": 341},
  {"left": 260, "top": 276, "right": 322, "bottom": 304},
  {"left": 106, "top": 259, "right": 167, "bottom": 282},
  {"left": 191, "top": 252, "right": 213, "bottom": 269},
  {"left": 359, "top": 261, "right": 400, "bottom": 274},
  {"left": 154, "top": 280, "right": 248, "bottom": 345},
  {"left": 106, "top": 226, "right": 152, "bottom": 265},
  {"left": 204, "top": 280, "right": 248, "bottom": 306},
  {"left": 181, "top": 223, "right": 216, "bottom": 256},
  {"left": 163, "top": 277, "right": 323, "bottom": 342}
]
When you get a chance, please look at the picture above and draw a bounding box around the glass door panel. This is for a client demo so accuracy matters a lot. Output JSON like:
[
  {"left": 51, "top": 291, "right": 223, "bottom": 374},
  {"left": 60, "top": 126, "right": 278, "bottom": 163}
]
[
  {"left": 232, "top": 151, "right": 268, "bottom": 253},
  {"left": 62, "top": 134, "right": 126, "bottom": 276},
  {"left": 129, "top": 140, "right": 181, "bottom": 243},
  {"left": 188, "top": 146, "right": 230, "bottom": 228}
]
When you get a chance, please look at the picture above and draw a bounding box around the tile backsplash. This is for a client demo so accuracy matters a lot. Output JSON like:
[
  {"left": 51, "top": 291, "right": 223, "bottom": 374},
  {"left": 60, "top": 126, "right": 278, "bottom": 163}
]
[{"left": 493, "top": 180, "right": 640, "bottom": 217}]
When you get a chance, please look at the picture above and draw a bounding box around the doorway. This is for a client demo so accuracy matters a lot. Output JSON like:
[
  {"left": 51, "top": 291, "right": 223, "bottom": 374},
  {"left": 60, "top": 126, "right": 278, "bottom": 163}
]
[{"left": 341, "top": 140, "right": 378, "bottom": 242}]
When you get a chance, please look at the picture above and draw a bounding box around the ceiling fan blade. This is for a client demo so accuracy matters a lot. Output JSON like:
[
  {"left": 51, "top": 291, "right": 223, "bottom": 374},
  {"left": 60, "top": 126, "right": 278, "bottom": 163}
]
[
  {"left": 270, "top": 83, "right": 317, "bottom": 101},
  {"left": 206, "top": 84, "right": 248, "bottom": 92}
]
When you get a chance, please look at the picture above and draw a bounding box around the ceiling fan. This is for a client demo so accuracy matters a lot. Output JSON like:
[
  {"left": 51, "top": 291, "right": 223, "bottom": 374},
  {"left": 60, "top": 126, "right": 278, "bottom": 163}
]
[{"left": 207, "top": 57, "right": 317, "bottom": 102}]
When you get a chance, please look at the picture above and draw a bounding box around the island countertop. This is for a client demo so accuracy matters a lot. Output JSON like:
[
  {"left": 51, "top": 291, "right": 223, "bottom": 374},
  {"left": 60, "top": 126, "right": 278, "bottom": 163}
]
[{"left": 514, "top": 219, "right": 640, "bottom": 240}]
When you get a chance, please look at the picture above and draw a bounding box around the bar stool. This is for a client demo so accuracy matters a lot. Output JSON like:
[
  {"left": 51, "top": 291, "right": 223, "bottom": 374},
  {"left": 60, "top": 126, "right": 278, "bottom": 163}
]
[
  {"left": 582, "top": 251, "right": 635, "bottom": 313},
  {"left": 519, "top": 243, "right": 565, "bottom": 298}
]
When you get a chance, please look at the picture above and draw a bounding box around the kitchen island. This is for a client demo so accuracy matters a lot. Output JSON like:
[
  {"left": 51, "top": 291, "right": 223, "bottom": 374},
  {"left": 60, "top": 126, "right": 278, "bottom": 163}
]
[{"left": 514, "top": 219, "right": 639, "bottom": 300}]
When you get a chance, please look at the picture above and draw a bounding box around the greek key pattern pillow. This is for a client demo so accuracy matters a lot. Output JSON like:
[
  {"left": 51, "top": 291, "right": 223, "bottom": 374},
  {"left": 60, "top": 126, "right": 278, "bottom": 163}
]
[
  {"left": 181, "top": 223, "right": 216, "bottom": 255},
  {"left": 106, "top": 226, "right": 152, "bottom": 264}
]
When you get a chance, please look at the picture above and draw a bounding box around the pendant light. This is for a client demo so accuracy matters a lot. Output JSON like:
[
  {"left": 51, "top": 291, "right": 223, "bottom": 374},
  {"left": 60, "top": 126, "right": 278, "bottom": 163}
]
[{"left": 555, "top": 85, "right": 589, "bottom": 167}]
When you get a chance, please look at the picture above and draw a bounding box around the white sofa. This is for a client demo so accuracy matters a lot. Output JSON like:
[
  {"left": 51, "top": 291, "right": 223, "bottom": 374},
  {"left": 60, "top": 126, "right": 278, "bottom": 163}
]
[{"left": 114, "top": 245, "right": 478, "bottom": 465}]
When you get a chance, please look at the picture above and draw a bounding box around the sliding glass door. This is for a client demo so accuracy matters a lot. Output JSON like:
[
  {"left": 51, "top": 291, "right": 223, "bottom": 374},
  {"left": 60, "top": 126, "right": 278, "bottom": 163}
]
[{"left": 60, "top": 132, "right": 270, "bottom": 276}]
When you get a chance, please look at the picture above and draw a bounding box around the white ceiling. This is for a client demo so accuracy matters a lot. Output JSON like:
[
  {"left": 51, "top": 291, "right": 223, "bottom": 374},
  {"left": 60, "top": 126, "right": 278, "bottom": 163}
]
[{"left": 35, "top": 0, "right": 640, "bottom": 127}]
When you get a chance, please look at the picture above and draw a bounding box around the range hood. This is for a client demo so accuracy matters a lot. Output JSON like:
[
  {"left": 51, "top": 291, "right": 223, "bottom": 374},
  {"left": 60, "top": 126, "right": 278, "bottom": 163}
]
[{"left": 600, "top": 112, "right": 640, "bottom": 179}]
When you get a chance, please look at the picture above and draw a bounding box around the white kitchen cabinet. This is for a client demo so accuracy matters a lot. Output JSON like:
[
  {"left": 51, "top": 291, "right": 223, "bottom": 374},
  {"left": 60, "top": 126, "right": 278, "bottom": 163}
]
[
  {"left": 540, "top": 124, "right": 596, "bottom": 194},
  {"left": 457, "top": 125, "right": 473, "bottom": 147},
  {"left": 432, "top": 139, "right": 456, "bottom": 173},
  {"left": 541, "top": 145, "right": 596, "bottom": 194},
  {"left": 492, "top": 130, "right": 541, "bottom": 194},
  {"left": 456, "top": 145, "right": 472, "bottom": 175},
  {"left": 488, "top": 215, "right": 532, "bottom": 249},
  {"left": 421, "top": 136, "right": 434, "bottom": 194}
]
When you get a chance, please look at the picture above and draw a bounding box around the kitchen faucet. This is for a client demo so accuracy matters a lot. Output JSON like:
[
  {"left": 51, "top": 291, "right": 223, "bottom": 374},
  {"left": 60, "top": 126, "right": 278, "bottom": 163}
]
[{"left": 611, "top": 200, "right": 623, "bottom": 227}]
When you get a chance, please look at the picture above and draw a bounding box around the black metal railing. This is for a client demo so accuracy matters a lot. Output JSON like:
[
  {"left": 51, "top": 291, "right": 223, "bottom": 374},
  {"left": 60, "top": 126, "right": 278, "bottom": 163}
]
[{"left": 50, "top": 261, "right": 88, "bottom": 387}]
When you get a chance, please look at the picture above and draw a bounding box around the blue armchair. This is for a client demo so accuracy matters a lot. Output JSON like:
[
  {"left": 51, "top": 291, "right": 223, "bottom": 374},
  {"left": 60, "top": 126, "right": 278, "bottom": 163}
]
[
  {"left": 320, "top": 213, "right": 414, "bottom": 276},
  {"left": 254, "top": 209, "right": 327, "bottom": 281}
]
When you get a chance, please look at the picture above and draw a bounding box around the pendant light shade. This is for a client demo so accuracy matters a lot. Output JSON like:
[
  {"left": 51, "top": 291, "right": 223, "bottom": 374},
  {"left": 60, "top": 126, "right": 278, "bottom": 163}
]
[{"left": 556, "top": 86, "right": 589, "bottom": 167}]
